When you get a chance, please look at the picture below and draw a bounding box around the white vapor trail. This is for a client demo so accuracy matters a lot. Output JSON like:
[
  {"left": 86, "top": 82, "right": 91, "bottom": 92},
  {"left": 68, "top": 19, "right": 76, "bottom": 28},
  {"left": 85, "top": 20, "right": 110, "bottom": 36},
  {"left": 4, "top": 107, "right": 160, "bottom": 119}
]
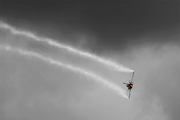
[
  {"left": 0, "top": 22, "right": 133, "bottom": 73},
  {"left": 0, "top": 44, "right": 128, "bottom": 98}
]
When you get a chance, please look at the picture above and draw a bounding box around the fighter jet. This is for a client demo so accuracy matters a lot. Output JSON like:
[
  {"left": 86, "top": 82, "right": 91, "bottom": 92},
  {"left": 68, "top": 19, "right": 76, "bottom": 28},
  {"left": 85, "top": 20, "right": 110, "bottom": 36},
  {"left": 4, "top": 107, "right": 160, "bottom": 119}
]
[{"left": 123, "top": 72, "right": 135, "bottom": 99}]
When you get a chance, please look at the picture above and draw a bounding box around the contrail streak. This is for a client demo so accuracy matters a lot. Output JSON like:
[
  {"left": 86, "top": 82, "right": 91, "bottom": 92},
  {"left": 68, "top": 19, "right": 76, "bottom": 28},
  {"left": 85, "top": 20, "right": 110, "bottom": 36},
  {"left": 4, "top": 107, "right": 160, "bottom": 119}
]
[
  {"left": 0, "top": 22, "right": 133, "bottom": 73},
  {"left": 0, "top": 44, "right": 128, "bottom": 98}
]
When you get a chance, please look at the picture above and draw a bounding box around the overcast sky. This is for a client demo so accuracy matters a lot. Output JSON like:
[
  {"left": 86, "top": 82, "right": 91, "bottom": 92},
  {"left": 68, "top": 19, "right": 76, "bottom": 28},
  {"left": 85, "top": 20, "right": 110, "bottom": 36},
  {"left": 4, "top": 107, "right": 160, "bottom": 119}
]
[{"left": 0, "top": 0, "right": 180, "bottom": 120}]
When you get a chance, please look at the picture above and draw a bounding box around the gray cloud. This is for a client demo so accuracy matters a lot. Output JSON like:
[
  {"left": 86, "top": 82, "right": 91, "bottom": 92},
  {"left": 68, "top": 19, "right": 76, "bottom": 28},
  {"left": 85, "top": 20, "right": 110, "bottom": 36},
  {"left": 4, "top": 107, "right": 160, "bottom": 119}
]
[
  {"left": 0, "top": 27, "right": 132, "bottom": 120},
  {"left": 0, "top": 18, "right": 180, "bottom": 120},
  {"left": 128, "top": 44, "right": 180, "bottom": 120}
]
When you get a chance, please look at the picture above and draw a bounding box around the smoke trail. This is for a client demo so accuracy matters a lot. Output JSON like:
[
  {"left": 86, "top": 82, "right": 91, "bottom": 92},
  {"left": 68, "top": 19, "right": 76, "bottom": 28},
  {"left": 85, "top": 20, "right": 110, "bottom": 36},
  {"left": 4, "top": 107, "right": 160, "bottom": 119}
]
[
  {"left": 0, "top": 44, "right": 128, "bottom": 98},
  {"left": 0, "top": 22, "right": 133, "bottom": 73}
]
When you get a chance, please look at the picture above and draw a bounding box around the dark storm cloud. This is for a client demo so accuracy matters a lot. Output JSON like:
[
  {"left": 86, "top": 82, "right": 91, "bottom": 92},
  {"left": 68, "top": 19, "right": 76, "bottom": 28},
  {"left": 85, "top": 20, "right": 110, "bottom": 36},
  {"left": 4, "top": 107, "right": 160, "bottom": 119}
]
[{"left": 0, "top": 0, "right": 179, "bottom": 52}]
